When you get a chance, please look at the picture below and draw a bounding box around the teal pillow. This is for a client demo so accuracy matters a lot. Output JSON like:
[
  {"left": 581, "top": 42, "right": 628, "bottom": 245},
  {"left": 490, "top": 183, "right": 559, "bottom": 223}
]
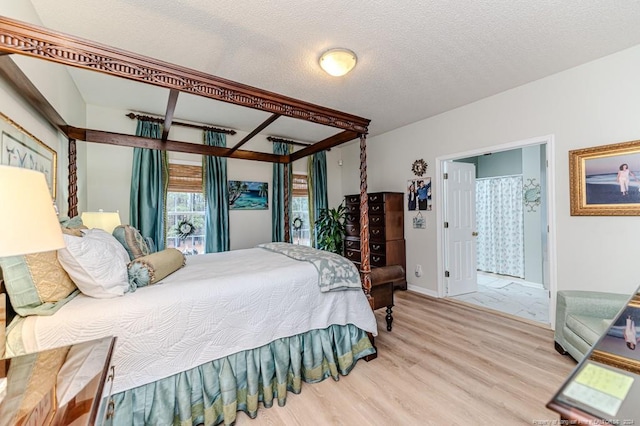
[
  {"left": 59, "top": 216, "right": 84, "bottom": 228},
  {"left": 112, "top": 225, "right": 150, "bottom": 261}
]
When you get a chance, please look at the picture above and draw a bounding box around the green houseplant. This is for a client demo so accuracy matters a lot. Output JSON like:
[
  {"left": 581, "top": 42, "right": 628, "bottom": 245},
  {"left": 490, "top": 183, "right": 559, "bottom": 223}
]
[{"left": 315, "top": 203, "right": 347, "bottom": 255}]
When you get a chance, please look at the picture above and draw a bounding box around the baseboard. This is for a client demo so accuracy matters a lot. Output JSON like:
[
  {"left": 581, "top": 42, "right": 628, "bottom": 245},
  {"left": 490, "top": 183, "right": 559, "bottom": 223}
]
[{"left": 406, "top": 284, "right": 439, "bottom": 298}]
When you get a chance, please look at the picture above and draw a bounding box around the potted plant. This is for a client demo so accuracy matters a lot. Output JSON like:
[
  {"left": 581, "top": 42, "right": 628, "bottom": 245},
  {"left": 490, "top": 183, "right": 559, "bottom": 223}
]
[{"left": 315, "top": 203, "right": 347, "bottom": 255}]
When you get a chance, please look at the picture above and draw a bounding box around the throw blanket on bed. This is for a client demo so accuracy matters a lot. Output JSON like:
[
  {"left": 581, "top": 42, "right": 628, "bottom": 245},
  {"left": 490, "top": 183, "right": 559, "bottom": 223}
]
[{"left": 258, "top": 242, "right": 361, "bottom": 292}]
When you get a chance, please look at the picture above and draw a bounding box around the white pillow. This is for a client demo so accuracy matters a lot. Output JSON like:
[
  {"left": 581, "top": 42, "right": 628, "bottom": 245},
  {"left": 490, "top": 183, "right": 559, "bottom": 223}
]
[{"left": 58, "top": 228, "right": 130, "bottom": 298}]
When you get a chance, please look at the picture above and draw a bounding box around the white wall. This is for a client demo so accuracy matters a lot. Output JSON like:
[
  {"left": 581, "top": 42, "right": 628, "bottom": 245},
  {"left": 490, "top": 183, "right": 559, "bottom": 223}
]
[
  {"left": 85, "top": 104, "right": 344, "bottom": 249},
  {"left": 2, "top": 1, "right": 87, "bottom": 216},
  {"left": 476, "top": 149, "right": 522, "bottom": 178},
  {"left": 344, "top": 44, "right": 640, "bottom": 297}
]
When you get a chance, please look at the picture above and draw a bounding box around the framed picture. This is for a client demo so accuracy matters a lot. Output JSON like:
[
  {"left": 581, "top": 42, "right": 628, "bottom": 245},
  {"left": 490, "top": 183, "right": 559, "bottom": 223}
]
[
  {"left": 0, "top": 112, "right": 57, "bottom": 199},
  {"left": 228, "top": 180, "right": 268, "bottom": 210},
  {"left": 407, "top": 177, "right": 432, "bottom": 211},
  {"left": 590, "top": 294, "right": 640, "bottom": 374},
  {"left": 570, "top": 139, "right": 640, "bottom": 215}
]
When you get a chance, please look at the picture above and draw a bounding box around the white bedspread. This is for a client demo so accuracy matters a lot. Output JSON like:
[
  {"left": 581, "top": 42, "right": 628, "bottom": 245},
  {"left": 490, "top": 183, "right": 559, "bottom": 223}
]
[{"left": 13, "top": 248, "right": 377, "bottom": 394}]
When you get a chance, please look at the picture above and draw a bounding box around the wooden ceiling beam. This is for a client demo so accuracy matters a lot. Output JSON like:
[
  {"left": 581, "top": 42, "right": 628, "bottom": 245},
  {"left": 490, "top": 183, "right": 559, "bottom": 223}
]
[
  {"left": 0, "top": 15, "right": 370, "bottom": 134},
  {"left": 227, "top": 113, "right": 280, "bottom": 155},
  {"left": 62, "top": 126, "right": 289, "bottom": 163},
  {"left": 161, "top": 89, "right": 179, "bottom": 142},
  {"left": 290, "top": 130, "right": 359, "bottom": 162}
]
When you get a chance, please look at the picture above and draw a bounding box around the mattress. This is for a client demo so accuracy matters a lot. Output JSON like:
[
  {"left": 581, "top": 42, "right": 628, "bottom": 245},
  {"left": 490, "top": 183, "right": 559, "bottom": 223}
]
[{"left": 9, "top": 248, "right": 377, "bottom": 394}]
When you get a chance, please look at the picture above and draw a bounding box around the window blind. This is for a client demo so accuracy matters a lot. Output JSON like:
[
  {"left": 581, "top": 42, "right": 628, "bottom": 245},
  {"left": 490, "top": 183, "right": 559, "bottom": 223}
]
[
  {"left": 292, "top": 174, "right": 308, "bottom": 196},
  {"left": 167, "top": 164, "right": 203, "bottom": 193}
]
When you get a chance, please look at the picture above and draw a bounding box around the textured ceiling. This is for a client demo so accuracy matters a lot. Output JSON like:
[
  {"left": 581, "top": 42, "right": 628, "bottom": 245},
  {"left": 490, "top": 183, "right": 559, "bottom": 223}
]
[{"left": 21, "top": 0, "right": 640, "bottom": 139}]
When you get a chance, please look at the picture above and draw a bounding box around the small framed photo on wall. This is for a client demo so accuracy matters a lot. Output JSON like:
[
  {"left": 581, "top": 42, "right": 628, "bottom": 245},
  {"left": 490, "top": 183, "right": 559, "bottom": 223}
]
[{"left": 407, "top": 178, "right": 432, "bottom": 211}]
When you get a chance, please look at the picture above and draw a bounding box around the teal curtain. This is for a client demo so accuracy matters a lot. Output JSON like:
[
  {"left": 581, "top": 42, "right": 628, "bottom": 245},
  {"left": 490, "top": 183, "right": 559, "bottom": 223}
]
[
  {"left": 272, "top": 142, "right": 292, "bottom": 242},
  {"left": 203, "top": 131, "right": 229, "bottom": 252},
  {"left": 130, "top": 121, "right": 167, "bottom": 250},
  {"left": 307, "top": 151, "right": 328, "bottom": 248}
]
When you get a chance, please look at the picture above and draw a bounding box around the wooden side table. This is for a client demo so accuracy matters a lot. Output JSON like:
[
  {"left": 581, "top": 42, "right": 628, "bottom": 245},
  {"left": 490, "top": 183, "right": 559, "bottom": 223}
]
[{"left": 0, "top": 336, "right": 116, "bottom": 426}]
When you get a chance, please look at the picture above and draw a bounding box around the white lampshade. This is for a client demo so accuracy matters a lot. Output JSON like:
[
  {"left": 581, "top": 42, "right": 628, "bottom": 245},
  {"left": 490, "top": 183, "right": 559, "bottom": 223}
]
[
  {"left": 0, "top": 165, "right": 64, "bottom": 257},
  {"left": 81, "top": 210, "right": 121, "bottom": 233},
  {"left": 319, "top": 48, "right": 357, "bottom": 77}
]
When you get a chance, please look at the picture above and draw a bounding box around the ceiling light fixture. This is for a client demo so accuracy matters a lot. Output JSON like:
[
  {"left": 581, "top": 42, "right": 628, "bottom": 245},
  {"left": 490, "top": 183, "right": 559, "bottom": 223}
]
[{"left": 319, "top": 48, "right": 357, "bottom": 77}]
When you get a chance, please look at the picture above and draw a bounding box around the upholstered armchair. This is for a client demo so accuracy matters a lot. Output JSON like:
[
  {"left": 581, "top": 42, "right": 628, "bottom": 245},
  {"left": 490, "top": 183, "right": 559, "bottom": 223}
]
[{"left": 554, "top": 290, "right": 629, "bottom": 362}]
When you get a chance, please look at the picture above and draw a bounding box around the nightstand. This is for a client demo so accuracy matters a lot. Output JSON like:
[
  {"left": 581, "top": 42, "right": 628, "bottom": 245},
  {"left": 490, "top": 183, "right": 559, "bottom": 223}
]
[{"left": 0, "top": 336, "right": 116, "bottom": 426}]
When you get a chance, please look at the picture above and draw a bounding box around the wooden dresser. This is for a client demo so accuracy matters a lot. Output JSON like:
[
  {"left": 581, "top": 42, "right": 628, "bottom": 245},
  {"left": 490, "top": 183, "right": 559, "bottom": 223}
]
[{"left": 344, "top": 192, "right": 406, "bottom": 289}]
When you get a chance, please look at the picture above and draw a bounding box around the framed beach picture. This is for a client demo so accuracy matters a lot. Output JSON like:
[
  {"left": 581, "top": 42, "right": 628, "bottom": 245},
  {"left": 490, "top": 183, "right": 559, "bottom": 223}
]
[
  {"left": 228, "top": 180, "right": 268, "bottom": 210},
  {"left": 590, "top": 294, "right": 640, "bottom": 374},
  {"left": 0, "top": 112, "right": 57, "bottom": 199},
  {"left": 570, "top": 139, "right": 640, "bottom": 215}
]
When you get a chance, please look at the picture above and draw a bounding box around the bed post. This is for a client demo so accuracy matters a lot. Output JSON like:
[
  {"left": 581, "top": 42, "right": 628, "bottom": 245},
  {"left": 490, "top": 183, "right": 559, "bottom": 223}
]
[
  {"left": 68, "top": 138, "right": 78, "bottom": 218},
  {"left": 359, "top": 134, "right": 377, "bottom": 361},
  {"left": 359, "top": 134, "right": 372, "bottom": 302},
  {"left": 0, "top": 289, "right": 5, "bottom": 360},
  {"left": 284, "top": 162, "right": 290, "bottom": 243}
]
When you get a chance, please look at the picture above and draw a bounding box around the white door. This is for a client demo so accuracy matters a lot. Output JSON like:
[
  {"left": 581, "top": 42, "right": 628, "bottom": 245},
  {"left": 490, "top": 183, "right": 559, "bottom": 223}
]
[{"left": 444, "top": 161, "right": 477, "bottom": 296}]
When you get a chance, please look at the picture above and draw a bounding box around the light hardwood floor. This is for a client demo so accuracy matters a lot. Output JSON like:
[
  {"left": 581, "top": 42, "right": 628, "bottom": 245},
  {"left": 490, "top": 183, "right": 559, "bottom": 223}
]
[{"left": 235, "top": 291, "right": 576, "bottom": 425}]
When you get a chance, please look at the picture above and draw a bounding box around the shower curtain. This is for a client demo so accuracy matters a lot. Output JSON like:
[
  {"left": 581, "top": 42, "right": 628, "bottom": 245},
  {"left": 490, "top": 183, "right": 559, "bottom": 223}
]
[{"left": 475, "top": 175, "right": 524, "bottom": 278}]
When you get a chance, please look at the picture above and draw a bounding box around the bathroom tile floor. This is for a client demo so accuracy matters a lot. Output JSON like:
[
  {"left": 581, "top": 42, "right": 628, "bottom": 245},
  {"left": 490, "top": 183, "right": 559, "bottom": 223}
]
[{"left": 450, "top": 272, "right": 549, "bottom": 324}]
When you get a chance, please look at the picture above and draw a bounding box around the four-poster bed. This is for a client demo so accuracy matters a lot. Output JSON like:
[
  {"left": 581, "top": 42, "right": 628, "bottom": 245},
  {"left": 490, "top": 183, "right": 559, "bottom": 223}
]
[
  {"left": 0, "top": 15, "right": 373, "bottom": 290},
  {"left": 0, "top": 14, "right": 400, "bottom": 426}
]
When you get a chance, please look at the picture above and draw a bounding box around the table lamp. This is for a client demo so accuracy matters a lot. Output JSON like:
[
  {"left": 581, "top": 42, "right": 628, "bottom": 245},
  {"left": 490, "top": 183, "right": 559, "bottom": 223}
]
[
  {"left": 0, "top": 165, "right": 65, "bottom": 357},
  {"left": 81, "top": 210, "right": 121, "bottom": 233}
]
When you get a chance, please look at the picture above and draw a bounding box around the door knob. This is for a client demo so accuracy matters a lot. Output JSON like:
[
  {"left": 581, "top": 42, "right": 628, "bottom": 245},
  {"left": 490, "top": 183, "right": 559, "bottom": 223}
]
[{"left": 472, "top": 231, "right": 478, "bottom": 237}]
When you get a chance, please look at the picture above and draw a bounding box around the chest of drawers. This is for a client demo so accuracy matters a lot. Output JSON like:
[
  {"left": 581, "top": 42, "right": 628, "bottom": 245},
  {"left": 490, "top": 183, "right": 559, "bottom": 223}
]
[{"left": 344, "top": 192, "right": 406, "bottom": 289}]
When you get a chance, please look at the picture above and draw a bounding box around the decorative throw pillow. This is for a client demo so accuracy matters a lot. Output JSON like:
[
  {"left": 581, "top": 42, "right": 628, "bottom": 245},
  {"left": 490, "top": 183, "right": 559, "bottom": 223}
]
[
  {"left": 144, "top": 237, "right": 157, "bottom": 254},
  {"left": 0, "top": 251, "right": 79, "bottom": 317},
  {"left": 59, "top": 215, "right": 84, "bottom": 229},
  {"left": 59, "top": 215, "right": 87, "bottom": 237},
  {"left": 112, "top": 225, "right": 151, "bottom": 260},
  {"left": 57, "top": 229, "right": 130, "bottom": 298},
  {"left": 127, "top": 249, "right": 186, "bottom": 289}
]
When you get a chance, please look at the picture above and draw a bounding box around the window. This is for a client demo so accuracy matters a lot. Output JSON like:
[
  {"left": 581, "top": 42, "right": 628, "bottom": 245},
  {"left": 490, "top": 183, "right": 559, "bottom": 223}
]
[
  {"left": 292, "top": 174, "right": 311, "bottom": 246},
  {"left": 166, "top": 164, "right": 206, "bottom": 255}
]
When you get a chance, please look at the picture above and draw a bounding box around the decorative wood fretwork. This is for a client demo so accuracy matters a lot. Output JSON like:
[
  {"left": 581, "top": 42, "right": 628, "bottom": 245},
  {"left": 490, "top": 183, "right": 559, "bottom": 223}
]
[
  {"left": 0, "top": 15, "right": 369, "bottom": 135},
  {"left": 67, "top": 138, "right": 78, "bottom": 217},
  {"left": 359, "top": 134, "right": 371, "bottom": 296}
]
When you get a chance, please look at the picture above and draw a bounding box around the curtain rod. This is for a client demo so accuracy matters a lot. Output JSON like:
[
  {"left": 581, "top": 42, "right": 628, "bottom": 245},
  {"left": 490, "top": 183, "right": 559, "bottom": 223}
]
[
  {"left": 266, "top": 136, "right": 330, "bottom": 151},
  {"left": 126, "top": 113, "right": 237, "bottom": 135},
  {"left": 266, "top": 136, "right": 312, "bottom": 148}
]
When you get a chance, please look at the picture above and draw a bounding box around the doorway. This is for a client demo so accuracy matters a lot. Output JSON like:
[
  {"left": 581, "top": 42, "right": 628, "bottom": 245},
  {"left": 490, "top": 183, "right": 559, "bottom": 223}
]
[{"left": 435, "top": 135, "right": 557, "bottom": 326}]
